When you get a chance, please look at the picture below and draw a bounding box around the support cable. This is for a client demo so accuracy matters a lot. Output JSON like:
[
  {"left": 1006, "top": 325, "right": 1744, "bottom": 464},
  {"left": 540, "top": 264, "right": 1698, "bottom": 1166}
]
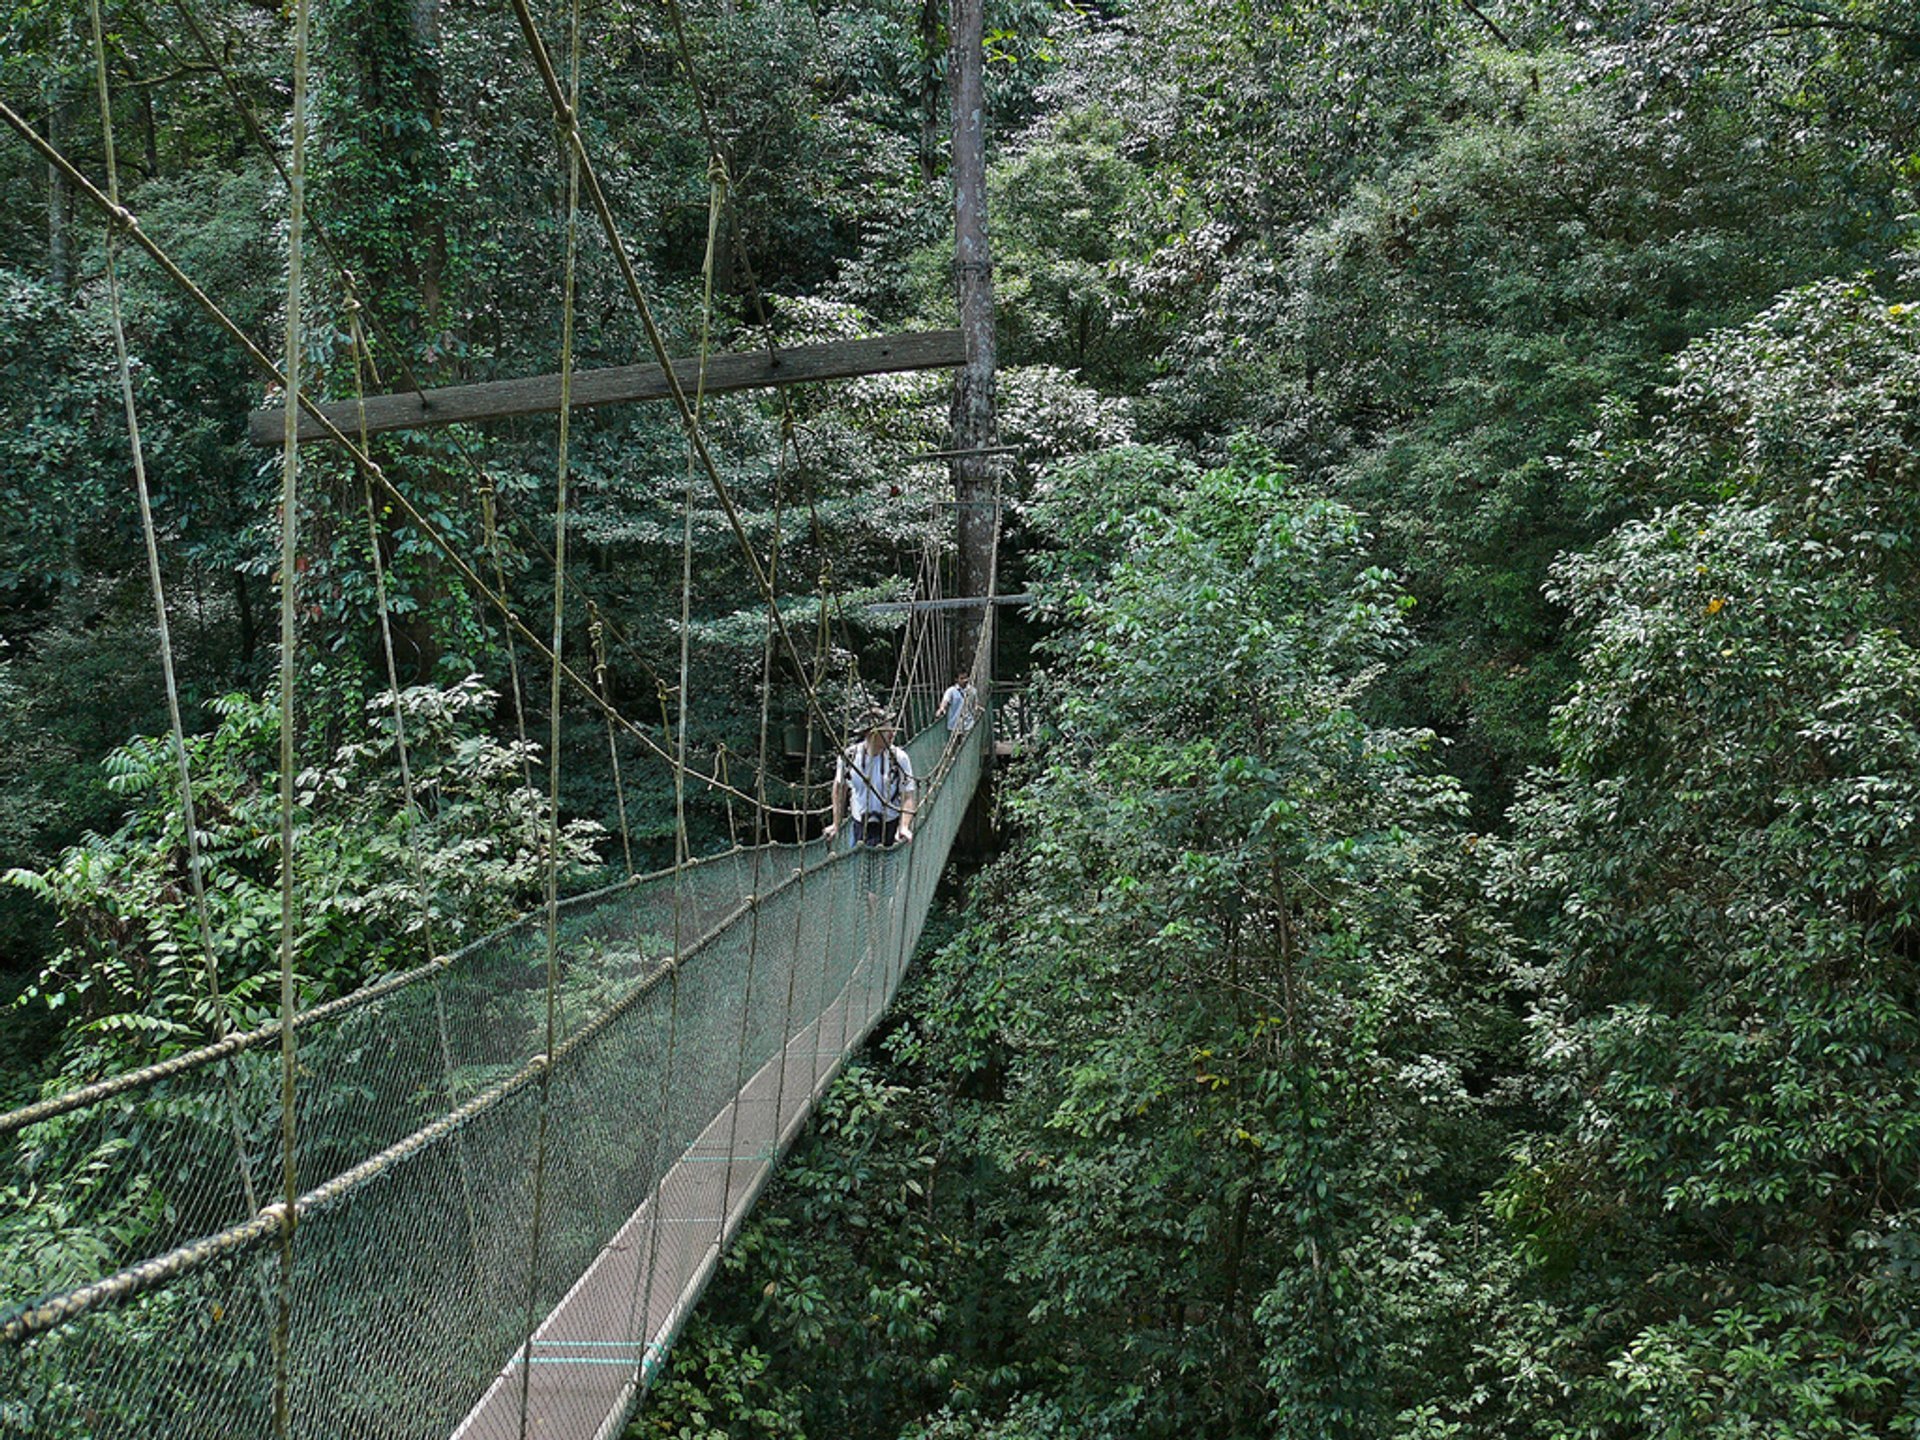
[
  {"left": 653, "top": 0, "right": 896, "bottom": 746},
  {"left": 346, "top": 293, "right": 486, "bottom": 1270},
  {"left": 85, "top": 0, "right": 226, "bottom": 1064},
  {"left": 500, "top": 0, "right": 848, "bottom": 761},
  {"left": 629, "top": 154, "right": 727, "bottom": 1401},
  {"left": 517, "top": 2, "right": 585, "bottom": 1426},
  {"left": 589, "top": 601, "right": 637, "bottom": 877},
  {"left": 479, "top": 473, "right": 539, "bottom": 789},
  {"left": 716, "top": 746, "right": 739, "bottom": 849},
  {"left": 715, "top": 422, "right": 784, "bottom": 1258},
  {"left": 81, "top": 0, "right": 274, "bottom": 1380},
  {"left": 763, "top": 465, "right": 812, "bottom": 1182},
  {"left": 268, "top": 0, "right": 311, "bottom": 1424},
  {"left": 345, "top": 293, "right": 439, "bottom": 992},
  {"left": 673, "top": 152, "right": 727, "bottom": 878}
]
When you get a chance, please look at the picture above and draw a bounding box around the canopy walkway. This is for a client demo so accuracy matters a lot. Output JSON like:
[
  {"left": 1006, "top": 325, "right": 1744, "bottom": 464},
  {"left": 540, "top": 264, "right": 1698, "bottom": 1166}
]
[
  {"left": 1, "top": 714, "right": 985, "bottom": 1439},
  {"left": 0, "top": 0, "right": 1009, "bottom": 1427}
]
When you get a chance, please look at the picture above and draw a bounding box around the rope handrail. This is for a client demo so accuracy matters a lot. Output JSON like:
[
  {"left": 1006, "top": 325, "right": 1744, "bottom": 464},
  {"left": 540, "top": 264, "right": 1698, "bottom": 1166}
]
[
  {"left": 0, "top": 718, "right": 983, "bottom": 1348},
  {"left": 0, "top": 836, "right": 819, "bottom": 1137}
]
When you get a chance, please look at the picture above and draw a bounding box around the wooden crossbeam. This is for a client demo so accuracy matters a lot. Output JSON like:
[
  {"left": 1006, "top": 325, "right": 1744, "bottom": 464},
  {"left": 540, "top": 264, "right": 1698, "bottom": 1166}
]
[
  {"left": 246, "top": 329, "right": 965, "bottom": 445},
  {"left": 862, "top": 593, "right": 1032, "bottom": 613}
]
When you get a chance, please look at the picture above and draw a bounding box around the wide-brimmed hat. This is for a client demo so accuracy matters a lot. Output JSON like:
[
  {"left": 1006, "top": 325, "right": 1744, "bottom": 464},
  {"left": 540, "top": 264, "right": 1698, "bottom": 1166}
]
[{"left": 854, "top": 705, "right": 895, "bottom": 733}]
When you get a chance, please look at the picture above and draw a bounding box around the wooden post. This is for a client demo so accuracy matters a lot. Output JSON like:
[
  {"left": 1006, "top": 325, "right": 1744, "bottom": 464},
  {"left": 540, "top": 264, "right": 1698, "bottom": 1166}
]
[{"left": 948, "top": 0, "right": 997, "bottom": 667}]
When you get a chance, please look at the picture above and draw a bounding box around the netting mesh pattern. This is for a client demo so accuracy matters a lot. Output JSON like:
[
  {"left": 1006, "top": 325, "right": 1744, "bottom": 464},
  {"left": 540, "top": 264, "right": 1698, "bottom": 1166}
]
[{"left": 0, "top": 721, "right": 982, "bottom": 1440}]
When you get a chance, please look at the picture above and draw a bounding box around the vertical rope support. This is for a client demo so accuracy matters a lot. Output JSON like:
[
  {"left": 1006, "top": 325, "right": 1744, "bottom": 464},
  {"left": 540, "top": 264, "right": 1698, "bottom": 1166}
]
[
  {"left": 932, "top": 545, "right": 952, "bottom": 728},
  {"left": 717, "top": 745, "right": 739, "bottom": 849},
  {"left": 480, "top": 474, "right": 537, "bottom": 789},
  {"left": 667, "top": 151, "right": 728, "bottom": 963},
  {"left": 346, "top": 296, "right": 485, "bottom": 1271},
  {"left": 346, "top": 295, "right": 438, "bottom": 969},
  {"left": 794, "top": 581, "right": 833, "bottom": 1098},
  {"left": 716, "top": 444, "right": 784, "bottom": 1247},
  {"left": 822, "top": 578, "right": 861, "bottom": 1070},
  {"left": 886, "top": 787, "right": 923, "bottom": 1003},
  {"left": 625, "top": 675, "right": 687, "bottom": 1386},
  {"left": 589, "top": 601, "right": 636, "bottom": 877},
  {"left": 86, "top": 0, "right": 225, "bottom": 1060},
  {"left": 628, "top": 151, "right": 729, "bottom": 1400},
  {"left": 516, "top": 1, "right": 584, "bottom": 1428},
  {"left": 769, "top": 510, "right": 812, "bottom": 1157},
  {"left": 882, "top": 543, "right": 931, "bottom": 717},
  {"left": 85, "top": 0, "right": 268, "bottom": 1296},
  {"left": 761, "top": 466, "right": 806, "bottom": 1153},
  {"left": 271, "top": 0, "right": 311, "bottom": 1424},
  {"left": 631, "top": 486, "right": 697, "bottom": 1400}
]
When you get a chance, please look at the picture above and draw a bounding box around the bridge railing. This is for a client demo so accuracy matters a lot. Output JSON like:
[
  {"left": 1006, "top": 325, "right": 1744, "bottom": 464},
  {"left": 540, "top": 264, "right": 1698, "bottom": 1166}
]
[{"left": 0, "top": 718, "right": 983, "bottom": 1440}]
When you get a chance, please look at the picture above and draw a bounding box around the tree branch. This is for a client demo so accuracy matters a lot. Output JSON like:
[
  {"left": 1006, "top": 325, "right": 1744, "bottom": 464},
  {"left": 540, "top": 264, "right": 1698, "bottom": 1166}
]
[
  {"left": 1456, "top": 0, "right": 1516, "bottom": 49},
  {"left": 1770, "top": 0, "right": 1920, "bottom": 45},
  {"left": 112, "top": 61, "right": 221, "bottom": 90}
]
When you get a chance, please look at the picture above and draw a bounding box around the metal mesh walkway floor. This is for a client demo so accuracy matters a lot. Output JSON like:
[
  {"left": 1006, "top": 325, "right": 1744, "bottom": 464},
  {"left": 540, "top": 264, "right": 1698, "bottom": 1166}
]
[{"left": 455, "top": 964, "right": 892, "bottom": 1440}]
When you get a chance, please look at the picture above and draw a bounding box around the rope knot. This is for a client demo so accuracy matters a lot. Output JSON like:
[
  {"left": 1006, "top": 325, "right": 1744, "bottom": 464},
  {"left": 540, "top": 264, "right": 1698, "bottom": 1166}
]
[{"left": 259, "top": 1200, "right": 297, "bottom": 1236}]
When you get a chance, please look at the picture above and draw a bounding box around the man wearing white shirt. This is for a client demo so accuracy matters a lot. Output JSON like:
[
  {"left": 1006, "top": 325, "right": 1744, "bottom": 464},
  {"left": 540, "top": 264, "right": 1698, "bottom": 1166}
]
[
  {"left": 936, "top": 672, "right": 976, "bottom": 742},
  {"left": 826, "top": 708, "right": 916, "bottom": 849}
]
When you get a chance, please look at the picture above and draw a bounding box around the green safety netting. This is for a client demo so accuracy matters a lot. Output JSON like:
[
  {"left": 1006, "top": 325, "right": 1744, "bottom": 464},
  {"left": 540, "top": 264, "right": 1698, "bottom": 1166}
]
[{"left": 1, "top": 712, "right": 985, "bottom": 1440}]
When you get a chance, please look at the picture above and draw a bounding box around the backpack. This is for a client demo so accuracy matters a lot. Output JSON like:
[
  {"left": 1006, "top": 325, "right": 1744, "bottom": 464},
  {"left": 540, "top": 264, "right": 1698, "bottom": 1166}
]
[{"left": 844, "top": 741, "right": 909, "bottom": 816}]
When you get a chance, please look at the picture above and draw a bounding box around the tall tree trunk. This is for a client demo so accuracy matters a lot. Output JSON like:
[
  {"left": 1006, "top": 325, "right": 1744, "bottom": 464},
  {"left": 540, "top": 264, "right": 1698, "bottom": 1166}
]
[
  {"left": 948, "top": 0, "right": 996, "bottom": 666},
  {"left": 317, "top": 0, "right": 454, "bottom": 681},
  {"left": 234, "top": 569, "right": 257, "bottom": 665},
  {"left": 140, "top": 86, "right": 158, "bottom": 178},
  {"left": 406, "top": 0, "right": 446, "bottom": 332},
  {"left": 918, "top": 0, "right": 943, "bottom": 185},
  {"left": 45, "top": 34, "right": 70, "bottom": 292}
]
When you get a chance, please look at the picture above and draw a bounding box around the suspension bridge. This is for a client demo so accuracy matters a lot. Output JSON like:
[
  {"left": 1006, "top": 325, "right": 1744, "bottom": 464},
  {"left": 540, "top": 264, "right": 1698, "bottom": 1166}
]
[
  {"left": 0, "top": 0, "right": 1020, "bottom": 1417},
  {"left": 1, "top": 705, "right": 988, "bottom": 1440}
]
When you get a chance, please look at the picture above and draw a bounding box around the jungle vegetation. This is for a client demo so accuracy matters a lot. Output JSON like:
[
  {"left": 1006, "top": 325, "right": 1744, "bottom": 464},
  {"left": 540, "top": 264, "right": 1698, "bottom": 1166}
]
[{"left": 3, "top": 0, "right": 1919, "bottom": 1435}]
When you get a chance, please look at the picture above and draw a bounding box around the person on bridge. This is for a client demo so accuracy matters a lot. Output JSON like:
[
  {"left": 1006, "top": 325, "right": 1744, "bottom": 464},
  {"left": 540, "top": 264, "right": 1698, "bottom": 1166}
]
[
  {"left": 826, "top": 707, "right": 916, "bottom": 849},
  {"left": 936, "top": 672, "right": 977, "bottom": 742}
]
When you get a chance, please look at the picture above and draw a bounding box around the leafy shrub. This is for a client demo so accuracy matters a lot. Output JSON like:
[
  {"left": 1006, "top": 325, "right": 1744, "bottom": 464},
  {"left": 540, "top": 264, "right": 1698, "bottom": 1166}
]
[{"left": 7, "top": 676, "right": 606, "bottom": 1082}]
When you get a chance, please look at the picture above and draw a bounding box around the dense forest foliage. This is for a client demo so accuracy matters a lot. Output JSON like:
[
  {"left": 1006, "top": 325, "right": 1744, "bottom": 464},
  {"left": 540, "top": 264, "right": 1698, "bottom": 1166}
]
[{"left": 4, "top": 0, "right": 1920, "bottom": 1434}]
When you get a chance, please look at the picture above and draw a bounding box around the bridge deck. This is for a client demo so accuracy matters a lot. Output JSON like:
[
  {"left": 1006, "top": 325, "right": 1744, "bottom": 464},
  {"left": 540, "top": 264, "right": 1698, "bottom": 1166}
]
[
  {"left": 0, "top": 721, "right": 981, "bottom": 1440},
  {"left": 455, "top": 938, "right": 895, "bottom": 1440}
]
